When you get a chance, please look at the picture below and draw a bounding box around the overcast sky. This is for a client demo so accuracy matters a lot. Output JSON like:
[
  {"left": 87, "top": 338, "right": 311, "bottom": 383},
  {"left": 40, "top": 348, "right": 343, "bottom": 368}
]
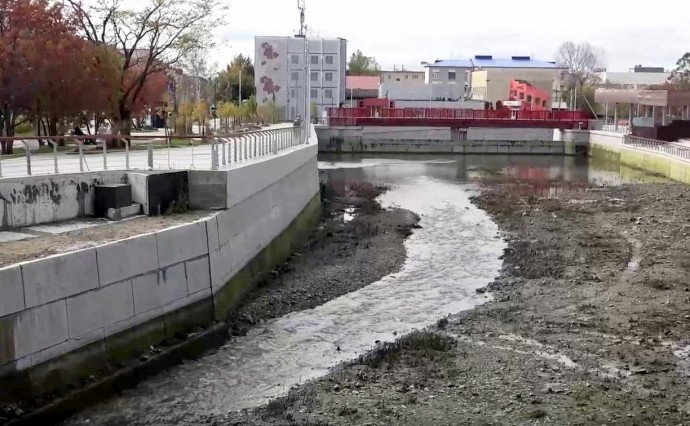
[{"left": 209, "top": 0, "right": 690, "bottom": 72}]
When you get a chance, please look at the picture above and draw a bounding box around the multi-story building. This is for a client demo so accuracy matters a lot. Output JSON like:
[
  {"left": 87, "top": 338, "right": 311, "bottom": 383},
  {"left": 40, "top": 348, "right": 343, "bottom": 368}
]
[
  {"left": 423, "top": 56, "right": 565, "bottom": 108},
  {"left": 380, "top": 70, "right": 425, "bottom": 84},
  {"left": 508, "top": 80, "right": 552, "bottom": 111},
  {"left": 254, "top": 35, "right": 347, "bottom": 120},
  {"left": 598, "top": 65, "right": 671, "bottom": 89},
  {"left": 468, "top": 56, "right": 564, "bottom": 108}
]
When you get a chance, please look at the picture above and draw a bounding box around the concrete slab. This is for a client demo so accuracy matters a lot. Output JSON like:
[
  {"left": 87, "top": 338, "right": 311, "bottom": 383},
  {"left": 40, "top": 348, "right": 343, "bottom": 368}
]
[
  {"left": 13, "top": 300, "right": 69, "bottom": 359},
  {"left": 30, "top": 328, "right": 105, "bottom": 368},
  {"left": 159, "top": 262, "right": 188, "bottom": 305},
  {"left": 106, "top": 203, "right": 142, "bottom": 221},
  {"left": 27, "top": 221, "right": 100, "bottom": 235},
  {"left": 185, "top": 256, "right": 211, "bottom": 294},
  {"left": 0, "top": 265, "right": 25, "bottom": 317},
  {"left": 156, "top": 221, "right": 209, "bottom": 268},
  {"left": 131, "top": 262, "right": 187, "bottom": 315},
  {"left": 131, "top": 272, "right": 160, "bottom": 315},
  {"left": 0, "top": 231, "right": 34, "bottom": 243},
  {"left": 22, "top": 248, "right": 99, "bottom": 308},
  {"left": 96, "top": 234, "right": 159, "bottom": 286},
  {"left": 66, "top": 279, "right": 134, "bottom": 338},
  {"left": 205, "top": 214, "right": 220, "bottom": 252}
]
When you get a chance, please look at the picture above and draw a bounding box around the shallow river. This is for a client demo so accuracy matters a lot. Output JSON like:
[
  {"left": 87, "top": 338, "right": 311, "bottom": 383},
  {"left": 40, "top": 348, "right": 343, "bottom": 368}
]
[{"left": 66, "top": 154, "right": 656, "bottom": 425}]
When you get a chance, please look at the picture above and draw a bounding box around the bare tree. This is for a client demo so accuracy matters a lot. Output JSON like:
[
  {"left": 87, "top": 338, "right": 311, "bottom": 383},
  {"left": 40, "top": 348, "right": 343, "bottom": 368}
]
[
  {"left": 66, "top": 0, "right": 226, "bottom": 140},
  {"left": 556, "top": 41, "right": 605, "bottom": 87}
]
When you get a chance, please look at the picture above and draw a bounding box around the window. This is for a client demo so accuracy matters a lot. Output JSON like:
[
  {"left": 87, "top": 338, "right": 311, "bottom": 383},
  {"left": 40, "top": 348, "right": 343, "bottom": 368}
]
[
  {"left": 527, "top": 95, "right": 532, "bottom": 103},
  {"left": 448, "top": 71, "right": 456, "bottom": 82},
  {"left": 387, "top": 75, "right": 391, "bottom": 80},
  {"left": 311, "top": 71, "right": 319, "bottom": 82},
  {"left": 405, "top": 75, "right": 409, "bottom": 80},
  {"left": 325, "top": 56, "right": 334, "bottom": 65},
  {"left": 535, "top": 97, "right": 541, "bottom": 105},
  {"left": 290, "top": 88, "right": 296, "bottom": 98},
  {"left": 542, "top": 100, "right": 547, "bottom": 108},
  {"left": 291, "top": 55, "right": 299, "bottom": 64},
  {"left": 310, "top": 55, "right": 319, "bottom": 65},
  {"left": 413, "top": 74, "right": 419, "bottom": 79},
  {"left": 291, "top": 72, "right": 299, "bottom": 81},
  {"left": 431, "top": 71, "right": 439, "bottom": 81},
  {"left": 325, "top": 72, "right": 333, "bottom": 82},
  {"left": 310, "top": 88, "right": 317, "bottom": 98},
  {"left": 519, "top": 92, "right": 524, "bottom": 100},
  {"left": 325, "top": 89, "right": 333, "bottom": 99}
]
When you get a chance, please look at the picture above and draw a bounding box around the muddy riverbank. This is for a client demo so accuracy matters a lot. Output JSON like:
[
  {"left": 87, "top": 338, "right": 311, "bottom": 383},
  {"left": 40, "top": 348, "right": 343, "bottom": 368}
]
[
  {"left": 224, "top": 179, "right": 690, "bottom": 425},
  {"left": 58, "top": 180, "right": 420, "bottom": 426},
  {"left": 225, "top": 180, "right": 421, "bottom": 336}
]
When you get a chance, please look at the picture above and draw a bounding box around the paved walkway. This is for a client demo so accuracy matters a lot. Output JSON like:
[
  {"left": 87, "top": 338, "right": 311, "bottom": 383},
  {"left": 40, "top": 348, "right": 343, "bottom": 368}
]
[{"left": 0, "top": 123, "right": 297, "bottom": 178}]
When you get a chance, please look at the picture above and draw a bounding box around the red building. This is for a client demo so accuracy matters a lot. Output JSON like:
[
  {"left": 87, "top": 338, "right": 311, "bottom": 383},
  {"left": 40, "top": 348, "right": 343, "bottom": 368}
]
[{"left": 508, "top": 80, "right": 551, "bottom": 111}]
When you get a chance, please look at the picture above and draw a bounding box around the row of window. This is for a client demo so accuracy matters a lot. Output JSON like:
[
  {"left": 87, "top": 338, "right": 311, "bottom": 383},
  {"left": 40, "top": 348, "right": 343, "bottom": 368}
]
[
  {"left": 290, "top": 71, "right": 336, "bottom": 82},
  {"left": 511, "top": 90, "right": 548, "bottom": 107},
  {"left": 291, "top": 54, "right": 336, "bottom": 65},
  {"left": 289, "top": 88, "right": 335, "bottom": 99},
  {"left": 384, "top": 74, "right": 421, "bottom": 81},
  {"left": 430, "top": 70, "right": 471, "bottom": 82}
]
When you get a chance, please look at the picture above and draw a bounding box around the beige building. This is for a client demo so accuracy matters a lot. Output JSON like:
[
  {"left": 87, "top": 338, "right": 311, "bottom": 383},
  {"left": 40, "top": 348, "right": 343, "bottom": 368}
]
[
  {"left": 470, "top": 68, "right": 565, "bottom": 108},
  {"left": 380, "top": 70, "right": 425, "bottom": 84}
]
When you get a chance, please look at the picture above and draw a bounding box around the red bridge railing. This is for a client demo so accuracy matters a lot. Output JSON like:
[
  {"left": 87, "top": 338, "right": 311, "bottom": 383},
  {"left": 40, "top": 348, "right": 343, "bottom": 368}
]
[{"left": 327, "top": 107, "right": 590, "bottom": 129}]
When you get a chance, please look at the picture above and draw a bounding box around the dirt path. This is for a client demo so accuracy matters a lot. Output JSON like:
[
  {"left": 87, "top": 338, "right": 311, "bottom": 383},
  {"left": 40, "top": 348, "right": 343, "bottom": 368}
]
[{"left": 223, "top": 180, "right": 690, "bottom": 426}]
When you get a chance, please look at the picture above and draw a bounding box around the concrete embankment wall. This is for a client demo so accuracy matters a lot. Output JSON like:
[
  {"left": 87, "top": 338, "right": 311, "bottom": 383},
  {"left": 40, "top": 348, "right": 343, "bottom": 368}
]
[
  {"left": 317, "top": 126, "right": 583, "bottom": 155},
  {"left": 589, "top": 130, "right": 690, "bottom": 183},
  {"left": 0, "top": 172, "right": 126, "bottom": 229},
  {"left": 0, "top": 143, "right": 320, "bottom": 406}
]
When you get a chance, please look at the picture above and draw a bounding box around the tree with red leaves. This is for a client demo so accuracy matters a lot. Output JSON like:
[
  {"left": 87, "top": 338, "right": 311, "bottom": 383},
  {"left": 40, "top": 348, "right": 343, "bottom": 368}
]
[
  {"left": 0, "top": 0, "right": 122, "bottom": 153},
  {"left": 67, "top": 0, "right": 225, "bottom": 144}
]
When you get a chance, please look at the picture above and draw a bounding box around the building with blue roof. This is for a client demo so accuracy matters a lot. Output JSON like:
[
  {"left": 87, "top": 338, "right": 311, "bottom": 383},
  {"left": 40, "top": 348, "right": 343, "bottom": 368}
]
[{"left": 423, "top": 55, "right": 567, "bottom": 109}]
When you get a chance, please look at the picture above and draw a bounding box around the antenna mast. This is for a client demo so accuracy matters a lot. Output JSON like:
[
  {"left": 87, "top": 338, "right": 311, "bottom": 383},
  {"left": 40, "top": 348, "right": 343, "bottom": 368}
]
[{"left": 297, "top": 0, "right": 307, "bottom": 36}]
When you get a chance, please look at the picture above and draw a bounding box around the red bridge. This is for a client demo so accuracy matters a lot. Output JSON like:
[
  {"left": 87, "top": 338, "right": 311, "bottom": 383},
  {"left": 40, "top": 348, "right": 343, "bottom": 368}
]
[{"left": 326, "top": 108, "right": 590, "bottom": 129}]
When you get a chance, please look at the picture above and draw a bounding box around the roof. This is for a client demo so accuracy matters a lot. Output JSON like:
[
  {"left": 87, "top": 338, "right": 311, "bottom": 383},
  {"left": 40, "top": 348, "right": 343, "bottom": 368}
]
[
  {"left": 382, "top": 70, "right": 425, "bottom": 74},
  {"left": 429, "top": 59, "right": 474, "bottom": 68},
  {"left": 428, "top": 56, "right": 562, "bottom": 69},
  {"left": 346, "top": 75, "right": 379, "bottom": 91}
]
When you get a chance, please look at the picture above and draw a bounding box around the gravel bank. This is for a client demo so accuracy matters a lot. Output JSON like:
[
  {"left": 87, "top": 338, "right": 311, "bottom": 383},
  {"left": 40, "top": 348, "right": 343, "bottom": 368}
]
[
  {"left": 225, "top": 180, "right": 420, "bottom": 336},
  {"left": 220, "top": 179, "right": 690, "bottom": 426}
]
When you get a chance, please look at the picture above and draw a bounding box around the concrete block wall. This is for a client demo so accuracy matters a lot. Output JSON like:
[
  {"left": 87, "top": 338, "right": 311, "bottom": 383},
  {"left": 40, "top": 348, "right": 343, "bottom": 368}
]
[
  {"left": 589, "top": 130, "right": 624, "bottom": 153},
  {"left": 0, "top": 223, "right": 213, "bottom": 372},
  {"left": 0, "top": 141, "right": 320, "bottom": 394},
  {"left": 467, "top": 127, "right": 556, "bottom": 142},
  {"left": 0, "top": 171, "right": 125, "bottom": 229}
]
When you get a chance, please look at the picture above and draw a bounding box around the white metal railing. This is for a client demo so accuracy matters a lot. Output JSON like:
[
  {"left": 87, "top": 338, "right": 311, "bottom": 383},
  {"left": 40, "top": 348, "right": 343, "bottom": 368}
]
[
  {"left": 602, "top": 124, "right": 631, "bottom": 134},
  {"left": 0, "top": 125, "right": 308, "bottom": 179},
  {"left": 623, "top": 135, "right": 690, "bottom": 161}
]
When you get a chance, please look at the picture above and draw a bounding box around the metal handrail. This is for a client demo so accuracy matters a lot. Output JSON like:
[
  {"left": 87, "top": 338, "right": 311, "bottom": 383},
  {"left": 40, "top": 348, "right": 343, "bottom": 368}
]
[
  {"left": 624, "top": 135, "right": 690, "bottom": 161},
  {"left": 0, "top": 125, "right": 309, "bottom": 179}
]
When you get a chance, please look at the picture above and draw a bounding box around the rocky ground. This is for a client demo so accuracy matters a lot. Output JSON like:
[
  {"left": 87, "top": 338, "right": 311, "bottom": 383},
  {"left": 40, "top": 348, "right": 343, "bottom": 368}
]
[
  {"left": 225, "top": 180, "right": 420, "bottom": 335},
  {"left": 220, "top": 179, "right": 690, "bottom": 426}
]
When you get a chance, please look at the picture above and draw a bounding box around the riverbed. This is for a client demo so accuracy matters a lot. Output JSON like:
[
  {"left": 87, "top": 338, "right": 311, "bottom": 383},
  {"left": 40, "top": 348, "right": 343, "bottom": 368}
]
[{"left": 65, "top": 154, "right": 666, "bottom": 425}]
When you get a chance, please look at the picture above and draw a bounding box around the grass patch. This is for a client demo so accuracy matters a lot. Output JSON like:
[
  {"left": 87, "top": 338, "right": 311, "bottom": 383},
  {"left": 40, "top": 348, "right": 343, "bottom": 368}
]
[{"left": 357, "top": 331, "right": 456, "bottom": 369}]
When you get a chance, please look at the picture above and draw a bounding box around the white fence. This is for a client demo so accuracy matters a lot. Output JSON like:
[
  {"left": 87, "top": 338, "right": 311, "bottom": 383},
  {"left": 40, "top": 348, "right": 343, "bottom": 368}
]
[{"left": 0, "top": 125, "right": 307, "bottom": 179}]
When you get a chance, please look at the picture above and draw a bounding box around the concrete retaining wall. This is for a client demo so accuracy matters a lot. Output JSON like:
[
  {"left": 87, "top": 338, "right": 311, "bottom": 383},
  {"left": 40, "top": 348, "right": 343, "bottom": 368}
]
[
  {"left": 0, "top": 143, "right": 320, "bottom": 405},
  {"left": 0, "top": 172, "right": 126, "bottom": 229},
  {"left": 588, "top": 130, "right": 690, "bottom": 183},
  {"left": 316, "top": 126, "right": 584, "bottom": 155}
]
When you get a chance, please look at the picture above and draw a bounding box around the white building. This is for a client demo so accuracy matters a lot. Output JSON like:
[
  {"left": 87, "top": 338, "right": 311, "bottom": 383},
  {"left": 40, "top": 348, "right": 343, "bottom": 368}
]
[
  {"left": 254, "top": 36, "right": 347, "bottom": 120},
  {"left": 598, "top": 66, "right": 671, "bottom": 89}
]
